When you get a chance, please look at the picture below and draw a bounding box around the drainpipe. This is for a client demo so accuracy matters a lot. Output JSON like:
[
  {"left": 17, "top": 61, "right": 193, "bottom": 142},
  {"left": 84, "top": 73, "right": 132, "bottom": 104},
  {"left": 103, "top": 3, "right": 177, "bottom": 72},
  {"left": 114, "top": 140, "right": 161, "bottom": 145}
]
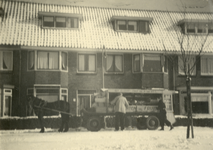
[
  {"left": 19, "top": 49, "right": 21, "bottom": 115},
  {"left": 102, "top": 45, "right": 105, "bottom": 89}
]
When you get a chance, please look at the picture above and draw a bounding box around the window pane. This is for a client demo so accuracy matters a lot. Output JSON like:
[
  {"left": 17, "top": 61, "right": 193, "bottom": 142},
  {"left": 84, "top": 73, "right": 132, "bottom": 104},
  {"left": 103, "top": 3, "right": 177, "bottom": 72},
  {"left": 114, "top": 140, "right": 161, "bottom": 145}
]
[
  {"left": 38, "top": 52, "right": 48, "bottom": 69},
  {"left": 56, "top": 17, "right": 66, "bottom": 27},
  {"left": 88, "top": 55, "right": 96, "bottom": 71},
  {"left": 78, "top": 54, "right": 85, "bottom": 71},
  {"left": 2, "top": 52, "right": 12, "bottom": 70},
  {"left": 128, "top": 21, "right": 137, "bottom": 31},
  {"left": 71, "top": 18, "right": 78, "bottom": 28},
  {"left": 118, "top": 20, "right": 126, "bottom": 30},
  {"left": 133, "top": 55, "right": 140, "bottom": 72},
  {"left": 43, "top": 16, "right": 54, "bottom": 27},
  {"left": 201, "top": 57, "right": 213, "bottom": 75},
  {"left": 49, "top": 52, "right": 59, "bottom": 69},
  {"left": 106, "top": 55, "right": 114, "bottom": 71},
  {"left": 28, "top": 51, "right": 34, "bottom": 70},
  {"left": 115, "top": 55, "right": 123, "bottom": 72},
  {"left": 143, "top": 55, "right": 161, "bottom": 72},
  {"left": 61, "top": 52, "right": 67, "bottom": 70},
  {"left": 106, "top": 55, "right": 123, "bottom": 72},
  {"left": 187, "top": 23, "right": 195, "bottom": 33},
  {"left": 197, "top": 23, "right": 207, "bottom": 33},
  {"left": 208, "top": 23, "right": 213, "bottom": 33}
]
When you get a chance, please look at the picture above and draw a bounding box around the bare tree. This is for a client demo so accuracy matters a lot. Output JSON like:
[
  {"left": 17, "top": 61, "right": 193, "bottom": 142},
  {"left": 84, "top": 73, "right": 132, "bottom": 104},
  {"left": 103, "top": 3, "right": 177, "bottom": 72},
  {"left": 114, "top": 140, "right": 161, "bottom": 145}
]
[{"left": 161, "top": 1, "right": 213, "bottom": 139}]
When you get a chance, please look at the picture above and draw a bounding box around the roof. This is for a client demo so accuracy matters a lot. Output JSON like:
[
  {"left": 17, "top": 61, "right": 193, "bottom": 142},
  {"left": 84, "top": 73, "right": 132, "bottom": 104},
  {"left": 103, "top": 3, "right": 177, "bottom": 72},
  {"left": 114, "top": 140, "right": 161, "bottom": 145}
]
[{"left": 0, "top": 0, "right": 213, "bottom": 53}]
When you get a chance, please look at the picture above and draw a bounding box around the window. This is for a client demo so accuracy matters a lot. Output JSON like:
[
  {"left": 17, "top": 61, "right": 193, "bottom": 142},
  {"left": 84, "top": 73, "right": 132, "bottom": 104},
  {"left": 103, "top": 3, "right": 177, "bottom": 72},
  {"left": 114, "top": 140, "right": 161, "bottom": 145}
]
[
  {"left": 78, "top": 53, "right": 96, "bottom": 73},
  {"left": 117, "top": 20, "right": 138, "bottom": 31},
  {"left": 28, "top": 51, "right": 67, "bottom": 71},
  {"left": 0, "top": 51, "right": 13, "bottom": 71},
  {"left": 133, "top": 54, "right": 166, "bottom": 73},
  {"left": 111, "top": 16, "right": 152, "bottom": 33},
  {"left": 105, "top": 54, "right": 123, "bottom": 73},
  {"left": 178, "top": 19, "right": 213, "bottom": 34},
  {"left": 178, "top": 56, "right": 196, "bottom": 75},
  {"left": 201, "top": 56, "right": 213, "bottom": 75},
  {"left": 38, "top": 52, "right": 59, "bottom": 70},
  {"left": 39, "top": 12, "right": 82, "bottom": 29},
  {"left": 208, "top": 23, "right": 213, "bottom": 33}
]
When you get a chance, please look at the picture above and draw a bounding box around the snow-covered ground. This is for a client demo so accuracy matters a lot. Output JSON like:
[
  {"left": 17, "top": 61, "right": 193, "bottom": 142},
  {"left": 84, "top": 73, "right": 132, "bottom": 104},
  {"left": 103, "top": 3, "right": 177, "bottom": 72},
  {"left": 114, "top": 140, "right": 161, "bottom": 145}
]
[{"left": 0, "top": 126, "right": 213, "bottom": 150}]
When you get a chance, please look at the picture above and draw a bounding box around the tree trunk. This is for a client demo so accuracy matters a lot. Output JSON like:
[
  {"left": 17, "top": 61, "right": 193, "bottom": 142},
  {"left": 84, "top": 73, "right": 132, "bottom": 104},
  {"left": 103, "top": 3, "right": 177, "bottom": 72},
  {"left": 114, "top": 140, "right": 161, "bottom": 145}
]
[{"left": 186, "top": 76, "right": 194, "bottom": 139}]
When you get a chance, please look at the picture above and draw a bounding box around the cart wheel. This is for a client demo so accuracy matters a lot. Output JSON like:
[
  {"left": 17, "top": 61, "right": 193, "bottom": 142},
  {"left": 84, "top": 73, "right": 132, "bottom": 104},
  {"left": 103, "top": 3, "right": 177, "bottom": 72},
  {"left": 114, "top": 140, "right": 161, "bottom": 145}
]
[
  {"left": 146, "top": 116, "right": 159, "bottom": 130},
  {"left": 137, "top": 117, "right": 147, "bottom": 130},
  {"left": 87, "top": 117, "right": 101, "bottom": 132}
]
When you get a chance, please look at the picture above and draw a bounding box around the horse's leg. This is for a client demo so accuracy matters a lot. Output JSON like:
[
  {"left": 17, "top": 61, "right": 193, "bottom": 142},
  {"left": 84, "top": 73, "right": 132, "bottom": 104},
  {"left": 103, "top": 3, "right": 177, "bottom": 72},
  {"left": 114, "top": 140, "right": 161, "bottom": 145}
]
[
  {"left": 38, "top": 113, "right": 45, "bottom": 133},
  {"left": 63, "top": 115, "right": 69, "bottom": 132},
  {"left": 58, "top": 114, "right": 65, "bottom": 132}
]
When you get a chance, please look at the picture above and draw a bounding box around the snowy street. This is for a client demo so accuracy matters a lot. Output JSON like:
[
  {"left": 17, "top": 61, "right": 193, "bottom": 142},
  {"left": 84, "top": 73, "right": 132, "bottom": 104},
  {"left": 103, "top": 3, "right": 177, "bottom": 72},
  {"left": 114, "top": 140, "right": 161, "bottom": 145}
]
[{"left": 0, "top": 126, "right": 213, "bottom": 150}]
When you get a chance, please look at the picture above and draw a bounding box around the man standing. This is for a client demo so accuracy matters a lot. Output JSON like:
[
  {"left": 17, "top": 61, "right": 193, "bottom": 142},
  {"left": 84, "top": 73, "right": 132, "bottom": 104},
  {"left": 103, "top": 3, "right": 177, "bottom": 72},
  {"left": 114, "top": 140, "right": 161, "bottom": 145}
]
[{"left": 111, "top": 93, "right": 129, "bottom": 131}]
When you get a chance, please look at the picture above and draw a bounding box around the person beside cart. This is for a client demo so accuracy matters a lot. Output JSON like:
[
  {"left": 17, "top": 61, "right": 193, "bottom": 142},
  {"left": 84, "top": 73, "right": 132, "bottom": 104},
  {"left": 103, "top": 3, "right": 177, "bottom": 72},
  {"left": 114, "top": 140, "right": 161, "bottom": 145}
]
[
  {"left": 110, "top": 93, "right": 129, "bottom": 131},
  {"left": 157, "top": 98, "right": 174, "bottom": 131}
]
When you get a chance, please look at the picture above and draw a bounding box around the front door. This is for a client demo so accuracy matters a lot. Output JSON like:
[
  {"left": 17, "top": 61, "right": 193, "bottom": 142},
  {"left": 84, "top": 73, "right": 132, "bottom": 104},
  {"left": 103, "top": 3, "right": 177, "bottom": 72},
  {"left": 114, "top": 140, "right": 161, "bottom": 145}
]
[{"left": 77, "top": 95, "right": 92, "bottom": 116}]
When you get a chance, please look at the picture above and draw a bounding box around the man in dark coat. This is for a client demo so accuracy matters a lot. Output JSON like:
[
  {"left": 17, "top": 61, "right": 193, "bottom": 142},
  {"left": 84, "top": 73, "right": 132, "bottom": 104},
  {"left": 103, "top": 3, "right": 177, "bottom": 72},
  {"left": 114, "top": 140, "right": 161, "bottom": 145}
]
[{"left": 158, "top": 98, "right": 174, "bottom": 131}]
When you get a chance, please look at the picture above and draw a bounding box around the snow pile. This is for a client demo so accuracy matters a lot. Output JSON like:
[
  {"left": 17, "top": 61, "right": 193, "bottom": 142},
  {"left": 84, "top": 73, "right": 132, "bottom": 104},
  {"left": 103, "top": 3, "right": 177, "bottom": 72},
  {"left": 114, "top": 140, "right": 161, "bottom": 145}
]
[{"left": 1, "top": 126, "right": 213, "bottom": 150}]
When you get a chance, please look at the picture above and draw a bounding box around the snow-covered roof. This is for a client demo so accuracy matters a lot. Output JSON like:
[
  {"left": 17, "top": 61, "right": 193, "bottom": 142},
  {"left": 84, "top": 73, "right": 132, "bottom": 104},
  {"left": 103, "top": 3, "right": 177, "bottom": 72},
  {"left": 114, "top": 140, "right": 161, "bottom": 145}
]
[{"left": 0, "top": 0, "right": 212, "bottom": 53}]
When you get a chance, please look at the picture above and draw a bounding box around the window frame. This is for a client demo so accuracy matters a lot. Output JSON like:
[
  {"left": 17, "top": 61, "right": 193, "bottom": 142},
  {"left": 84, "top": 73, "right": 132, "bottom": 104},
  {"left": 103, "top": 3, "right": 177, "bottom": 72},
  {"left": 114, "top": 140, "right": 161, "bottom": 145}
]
[
  {"left": 77, "top": 53, "right": 97, "bottom": 74},
  {"left": 104, "top": 53, "right": 124, "bottom": 74},
  {"left": 27, "top": 50, "right": 68, "bottom": 72},
  {"left": 132, "top": 53, "right": 167, "bottom": 73},
  {"left": 200, "top": 56, "right": 213, "bottom": 76},
  {"left": 0, "top": 51, "right": 13, "bottom": 71},
  {"left": 38, "top": 12, "right": 82, "bottom": 29},
  {"left": 178, "top": 19, "right": 212, "bottom": 35},
  {"left": 111, "top": 16, "right": 152, "bottom": 34}
]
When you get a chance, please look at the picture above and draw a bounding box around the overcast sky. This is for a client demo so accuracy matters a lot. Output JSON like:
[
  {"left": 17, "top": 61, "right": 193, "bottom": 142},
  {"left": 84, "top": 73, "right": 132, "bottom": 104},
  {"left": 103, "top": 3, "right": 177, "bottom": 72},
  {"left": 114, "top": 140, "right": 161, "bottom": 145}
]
[{"left": 15, "top": 0, "right": 213, "bottom": 13}]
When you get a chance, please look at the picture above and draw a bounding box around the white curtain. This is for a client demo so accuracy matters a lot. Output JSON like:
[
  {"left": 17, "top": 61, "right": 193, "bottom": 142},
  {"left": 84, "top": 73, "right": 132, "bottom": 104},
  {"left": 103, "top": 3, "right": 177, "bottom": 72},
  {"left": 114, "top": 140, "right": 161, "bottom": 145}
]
[
  {"left": 38, "top": 52, "right": 48, "bottom": 69},
  {"left": 61, "top": 52, "right": 67, "bottom": 70},
  {"left": 28, "top": 51, "right": 34, "bottom": 70},
  {"left": 79, "top": 55, "right": 85, "bottom": 71},
  {"left": 88, "top": 55, "right": 95, "bottom": 71},
  {"left": 49, "top": 52, "right": 58, "bottom": 69},
  {"left": 107, "top": 55, "right": 113, "bottom": 71},
  {"left": 134, "top": 55, "right": 140, "bottom": 72},
  {"left": 3, "top": 52, "right": 12, "bottom": 70},
  {"left": 201, "top": 57, "right": 213, "bottom": 74},
  {"left": 209, "top": 58, "right": 213, "bottom": 74},
  {"left": 115, "top": 55, "right": 122, "bottom": 71}
]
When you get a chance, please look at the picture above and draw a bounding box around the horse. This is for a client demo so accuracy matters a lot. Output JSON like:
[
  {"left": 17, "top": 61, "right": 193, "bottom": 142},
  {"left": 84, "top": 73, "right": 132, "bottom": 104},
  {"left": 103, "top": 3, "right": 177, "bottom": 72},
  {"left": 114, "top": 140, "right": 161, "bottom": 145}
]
[{"left": 28, "top": 96, "right": 70, "bottom": 133}]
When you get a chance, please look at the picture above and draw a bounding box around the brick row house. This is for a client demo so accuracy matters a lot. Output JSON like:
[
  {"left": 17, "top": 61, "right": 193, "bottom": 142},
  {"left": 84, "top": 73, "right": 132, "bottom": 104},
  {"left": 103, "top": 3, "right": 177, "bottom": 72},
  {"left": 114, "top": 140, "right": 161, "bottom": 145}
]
[{"left": 0, "top": 0, "right": 213, "bottom": 117}]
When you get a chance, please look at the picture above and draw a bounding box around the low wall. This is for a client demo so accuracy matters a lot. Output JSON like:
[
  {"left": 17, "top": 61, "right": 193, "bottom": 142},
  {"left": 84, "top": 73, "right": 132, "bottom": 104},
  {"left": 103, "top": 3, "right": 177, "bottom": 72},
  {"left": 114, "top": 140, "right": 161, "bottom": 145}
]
[{"left": 0, "top": 116, "right": 212, "bottom": 130}]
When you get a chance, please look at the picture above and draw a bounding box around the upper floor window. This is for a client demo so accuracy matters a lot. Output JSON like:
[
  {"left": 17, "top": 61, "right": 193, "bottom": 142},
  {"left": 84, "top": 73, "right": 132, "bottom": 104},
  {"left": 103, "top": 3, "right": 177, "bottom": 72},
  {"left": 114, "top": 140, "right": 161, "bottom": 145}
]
[
  {"left": 111, "top": 16, "right": 153, "bottom": 34},
  {"left": 133, "top": 54, "right": 167, "bottom": 73},
  {"left": 178, "top": 56, "right": 196, "bottom": 75},
  {"left": 0, "top": 51, "right": 13, "bottom": 71},
  {"left": 201, "top": 56, "right": 213, "bottom": 75},
  {"left": 105, "top": 54, "right": 123, "bottom": 73},
  {"left": 178, "top": 19, "right": 213, "bottom": 34},
  {"left": 28, "top": 51, "right": 67, "bottom": 71},
  {"left": 77, "top": 53, "right": 96, "bottom": 73},
  {"left": 38, "top": 12, "right": 82, "bottom": 29}
]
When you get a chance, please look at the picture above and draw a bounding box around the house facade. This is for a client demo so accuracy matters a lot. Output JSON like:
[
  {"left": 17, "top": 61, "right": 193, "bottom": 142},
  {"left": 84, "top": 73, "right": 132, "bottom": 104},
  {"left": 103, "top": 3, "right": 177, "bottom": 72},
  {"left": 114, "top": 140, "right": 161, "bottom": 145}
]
[{"left": 0, "top": 0, "right": 213, "bottom": 117}]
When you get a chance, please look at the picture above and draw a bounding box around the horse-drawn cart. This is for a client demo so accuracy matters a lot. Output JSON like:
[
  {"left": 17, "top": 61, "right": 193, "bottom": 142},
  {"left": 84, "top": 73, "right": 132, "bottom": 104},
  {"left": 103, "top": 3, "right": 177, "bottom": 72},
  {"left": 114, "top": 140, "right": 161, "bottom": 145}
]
[{"left": 81, "top": 88, "right": 177, "bottom": 131}]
